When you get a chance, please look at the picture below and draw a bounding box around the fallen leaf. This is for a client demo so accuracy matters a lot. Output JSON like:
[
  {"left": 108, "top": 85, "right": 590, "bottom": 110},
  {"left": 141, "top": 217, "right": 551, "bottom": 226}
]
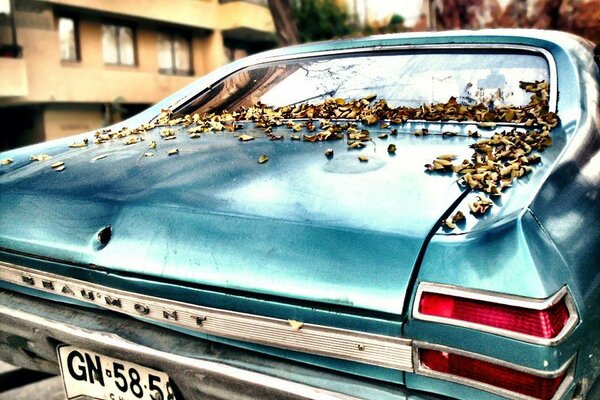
[
  {"left": 387, "top": 144, "right": 397, "bottom": 154},
  {"left": 288, "top": 320, "right": 304, "bottom": 330},
  {"left": 358, "top": 155, "right": 368, "bottom": 162},
  {"left": 55, "top": 165, "right": 65, "bottom": 172},
  {"left": 1, "top": 158, "right": 13, "bottom": 165},
  {"left": 167, "top": 148, "right": 179, "bottom": 156},
  {"left": 92, "top": 155, "right": 108, "bottom": 162},
  {"left": 324, "top": 148, "right": 334, "bottom": 158},
  {"left": 50, "top": 161, "right": 64, "bottom": 169},
  {"left": 30, "top": 154, "right": 52, "bottom": 162},
  {"left": 258, "top": 155, "right": 269, "bottom": 164},
  {"left": 149, "top": 141, "right": 157, "bottom": 149},
  {"left": 238, "top": 134, "right": 254, "bottom": 142}
]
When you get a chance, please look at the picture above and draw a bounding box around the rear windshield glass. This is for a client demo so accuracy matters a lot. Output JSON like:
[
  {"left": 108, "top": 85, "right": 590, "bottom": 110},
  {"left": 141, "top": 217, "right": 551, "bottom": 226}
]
[{"left": 178, "top": 50, "right": 550, "bottom": 117}]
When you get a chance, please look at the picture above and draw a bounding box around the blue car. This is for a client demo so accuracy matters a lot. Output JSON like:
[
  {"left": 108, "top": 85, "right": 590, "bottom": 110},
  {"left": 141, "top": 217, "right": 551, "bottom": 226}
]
[{"left": 0, "top": 29, "right": 598, "bottom": 400}]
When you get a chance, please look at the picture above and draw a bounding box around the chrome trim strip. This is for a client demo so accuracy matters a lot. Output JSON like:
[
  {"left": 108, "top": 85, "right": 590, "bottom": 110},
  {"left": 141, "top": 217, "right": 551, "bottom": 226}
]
[
  {"left": 176, "top": 44, "right": 558, "bottom": 113},
  {"left": 0, "top": 302, "right": 362, "bottom": 400},
  {"left": 412, "top": 283, "right": 579, "bottom": 346},
  {"left": 0, "top": 261, "right": 413, "bottom": 372},
  {"left": 413, "top": 341, "right": 575, "bottom": 400}
]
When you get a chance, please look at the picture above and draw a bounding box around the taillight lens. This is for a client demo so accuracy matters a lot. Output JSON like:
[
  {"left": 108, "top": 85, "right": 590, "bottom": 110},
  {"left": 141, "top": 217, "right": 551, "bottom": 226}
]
[
  {"left": 419, "top": 349, "right": 568, "bottom": 400},
  {"left": 418, "top": 291, "right": 570, "bottom": 339}
]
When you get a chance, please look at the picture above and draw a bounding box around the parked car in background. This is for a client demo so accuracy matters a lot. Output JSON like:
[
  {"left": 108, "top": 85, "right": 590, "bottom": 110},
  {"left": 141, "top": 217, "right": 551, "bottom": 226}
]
[{"left": 0, "top": 30, "right": 598, "bottom": 400}]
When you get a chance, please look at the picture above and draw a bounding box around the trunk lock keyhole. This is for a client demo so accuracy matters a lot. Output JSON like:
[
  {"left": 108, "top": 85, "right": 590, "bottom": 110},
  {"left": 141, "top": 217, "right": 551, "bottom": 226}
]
[{"left": 97, "top": 226, "right": 112, "bottom": 247}]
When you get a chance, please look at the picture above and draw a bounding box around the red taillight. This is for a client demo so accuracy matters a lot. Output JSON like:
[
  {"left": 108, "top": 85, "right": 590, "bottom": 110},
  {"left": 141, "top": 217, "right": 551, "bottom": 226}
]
[
  {"left": 419, "top": 349, "right": 568, "bottom": 400},
  {"left": 418, "top": 291, "right": 570, "bottom": 339}
]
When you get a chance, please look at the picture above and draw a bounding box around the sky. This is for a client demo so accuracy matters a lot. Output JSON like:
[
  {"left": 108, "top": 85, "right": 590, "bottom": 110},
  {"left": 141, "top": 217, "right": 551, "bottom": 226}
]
[{"left": 344, "top": 0, "right": 424, "bottom": 27}]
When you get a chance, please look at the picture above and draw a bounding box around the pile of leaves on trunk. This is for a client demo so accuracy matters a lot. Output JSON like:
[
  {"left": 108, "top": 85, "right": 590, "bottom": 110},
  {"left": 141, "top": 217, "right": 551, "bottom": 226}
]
[{"left": 1, "top": 81, "right": 558, "bottom": 228}]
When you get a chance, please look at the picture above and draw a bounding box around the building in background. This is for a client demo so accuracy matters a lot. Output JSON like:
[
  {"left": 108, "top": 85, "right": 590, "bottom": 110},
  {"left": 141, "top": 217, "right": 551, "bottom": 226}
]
[{"left": 0, "top": 0, "right": 275, "bottom": 150}]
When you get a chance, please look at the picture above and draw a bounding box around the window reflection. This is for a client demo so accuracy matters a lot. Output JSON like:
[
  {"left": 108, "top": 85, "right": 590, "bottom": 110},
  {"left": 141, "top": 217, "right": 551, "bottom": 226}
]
[
  {"left": 180, "top": 51, "right": 550, "bottom": 117},
  {"left": 102, "top": 24, "right": 135, "bottom": 66},
  {"left": 157, "top": 32, "right": 192, "bottom": 75},
  {"left": 58, "top": 17, "right": 78, "bottom": 61}
]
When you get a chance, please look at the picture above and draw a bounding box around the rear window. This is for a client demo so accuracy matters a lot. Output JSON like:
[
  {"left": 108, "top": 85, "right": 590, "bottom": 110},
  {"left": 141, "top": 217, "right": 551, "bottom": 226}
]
[{"left": 177, "top": 50, "right": 550, "bottom": 118}]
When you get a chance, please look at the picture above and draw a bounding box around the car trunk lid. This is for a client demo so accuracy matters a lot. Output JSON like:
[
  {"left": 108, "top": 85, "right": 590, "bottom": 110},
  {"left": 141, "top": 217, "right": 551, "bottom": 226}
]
[{"left": 0, "top": 124, "right": 472, "bottom": 316}]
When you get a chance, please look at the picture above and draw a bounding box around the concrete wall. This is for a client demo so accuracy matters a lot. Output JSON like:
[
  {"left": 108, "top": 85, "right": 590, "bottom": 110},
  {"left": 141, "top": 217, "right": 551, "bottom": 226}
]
[
  {"left": 43, "top": 104, "right": 104, "bottom": 140},
  {"left": 9, "top": 13, "right": 217, "bottom": 105},
  {"left": 0, "top": 58, "right": 28, "bottom": 97},
  {"left": 42, "top": 0, "right": 274, "bottom": 33}
]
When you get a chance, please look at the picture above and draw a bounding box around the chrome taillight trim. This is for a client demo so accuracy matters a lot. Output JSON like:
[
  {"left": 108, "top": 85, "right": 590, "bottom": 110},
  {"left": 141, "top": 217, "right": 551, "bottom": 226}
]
[
  {"left": 413, "top": 341, "right": 576, "bottom": 400},
  {"left": 0, "top": 261, "right": 413, "bottom": 372},
  {"left": 413, "top": 283, "right": 579, "bottom": 346}
]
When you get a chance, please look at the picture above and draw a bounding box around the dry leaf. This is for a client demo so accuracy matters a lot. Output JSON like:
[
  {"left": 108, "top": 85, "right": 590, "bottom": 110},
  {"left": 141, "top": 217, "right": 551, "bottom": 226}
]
[
  {"left": 258, "top": 155, "right": 269, "bottom": 164},
  {"left": 358, "top": 155, "right": 368, "bottom": 162},
  {"left": 1, "top": 158, "right": 13, "bottom": 165},
  {"left": 50, "top": 161, "right": 64, "bottom": 169},
  {"left": 69, "top": 141, "right": 88, "bottom": 148},
  {"left": 149, "top": 141, "right": 157, "bottom": 149},
  {"left": 92, "top": 155, "right": 108, "bottom": 162},
  {"left": 378, "top": 133, "right": 388, "bottom": 139},
  {"left": 167, "top": 148, "right": 179, "bottom": 156},
  {"left": 30, "top": 154, "right": 52, "bottom": 162},
  {"left": 238, "top": 134, "right": 254, "bottom": 142},
  {"left": 288, "top": 320, "right": 304, "bottom": 331},
  {"left": 387, "top": 144, "right": 397, "bottom": 154},
  {"left": 324, "top": 148, "right": 334, "bottom": 158},
  {"left": 144, "top": 152, "right": 154, "bottom": 157},
  {"left": 55, "top": 165, "right": 65, "bottom": 172}
]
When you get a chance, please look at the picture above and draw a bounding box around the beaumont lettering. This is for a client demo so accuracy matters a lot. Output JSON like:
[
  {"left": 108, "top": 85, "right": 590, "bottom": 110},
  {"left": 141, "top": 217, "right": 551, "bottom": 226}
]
[
  {"left": 163, "top": 310, "right": 178, "bottom": 321},
  {"left": 42, "top": 280, "right": 54, "bottom": 290},
  {"left": 104, "top": 296, "right": 122, "bottom": 308},
  {"left": 61, "top": 285, "right": 76, "bottom": 296},
  {"left": 134, "top": 303, "right": 150, "bottom": 315}
]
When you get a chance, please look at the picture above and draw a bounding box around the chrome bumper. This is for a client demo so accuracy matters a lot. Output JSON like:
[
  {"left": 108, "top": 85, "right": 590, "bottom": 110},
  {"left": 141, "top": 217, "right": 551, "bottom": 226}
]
[{"left": 0, "top": 289, "right": 443, "bottom": 400}]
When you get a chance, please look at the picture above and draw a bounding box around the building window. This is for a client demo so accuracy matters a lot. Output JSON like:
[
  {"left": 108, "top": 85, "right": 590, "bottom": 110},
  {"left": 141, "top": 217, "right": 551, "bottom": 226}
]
[
  {"left": 58, "top": 17, "right": 79, "bottom": 61},
  {"left": 102, "top": 24, "right": 135, "bottom": 66},
  {"left": 157, "top": 33, "right": 192, "bottom": 75}
]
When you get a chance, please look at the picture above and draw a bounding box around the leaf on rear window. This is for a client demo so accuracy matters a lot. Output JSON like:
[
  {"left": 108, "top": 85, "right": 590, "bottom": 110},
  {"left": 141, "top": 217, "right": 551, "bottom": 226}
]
[
  {"left": 258, "top": 155, "right": 269, "bottom": 164},
  {"left": 50, "top": 161, "right": 64, "bottom": 169},
  {"left": 1, "top": 159, "right": 13, "bottom": 165},
  {"left": 167, "top": 148, "right": 179, "bottom": 156}
]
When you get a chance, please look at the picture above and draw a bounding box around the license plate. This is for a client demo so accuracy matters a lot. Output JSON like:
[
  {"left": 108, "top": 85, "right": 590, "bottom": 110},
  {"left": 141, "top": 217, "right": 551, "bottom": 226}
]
[{"left": 57, "top": 345, "right": 176, "bottom": 400}]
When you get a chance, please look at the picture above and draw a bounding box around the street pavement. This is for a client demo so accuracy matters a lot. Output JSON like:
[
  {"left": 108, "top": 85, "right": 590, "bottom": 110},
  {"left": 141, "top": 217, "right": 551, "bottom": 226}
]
[{"left": 0, "top": 361, "right": 95, "bottom": 400}]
